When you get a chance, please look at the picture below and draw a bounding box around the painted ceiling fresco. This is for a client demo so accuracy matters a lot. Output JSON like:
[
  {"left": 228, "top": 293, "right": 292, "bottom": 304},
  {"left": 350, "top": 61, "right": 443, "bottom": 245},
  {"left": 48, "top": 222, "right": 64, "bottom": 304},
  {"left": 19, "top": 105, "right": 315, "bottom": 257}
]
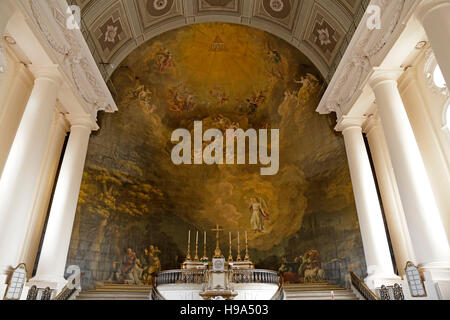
[{"left": 67, "top": 23, "right": 366, "bottom": 288}]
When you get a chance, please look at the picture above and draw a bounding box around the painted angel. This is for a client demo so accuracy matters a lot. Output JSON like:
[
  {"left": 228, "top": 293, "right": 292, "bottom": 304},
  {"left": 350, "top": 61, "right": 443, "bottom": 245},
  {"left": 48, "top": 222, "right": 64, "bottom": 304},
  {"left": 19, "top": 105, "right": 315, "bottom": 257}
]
[{"left": 249, "top": 197, "right": 270, "bottom": 233}]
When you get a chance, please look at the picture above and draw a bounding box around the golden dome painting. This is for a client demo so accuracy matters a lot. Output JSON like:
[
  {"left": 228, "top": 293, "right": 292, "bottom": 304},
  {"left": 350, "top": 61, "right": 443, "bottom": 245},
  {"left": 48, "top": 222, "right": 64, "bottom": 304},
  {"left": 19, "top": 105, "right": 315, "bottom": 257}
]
[{"left": 68, "top": 23, "right": 365, "bottom": 289}]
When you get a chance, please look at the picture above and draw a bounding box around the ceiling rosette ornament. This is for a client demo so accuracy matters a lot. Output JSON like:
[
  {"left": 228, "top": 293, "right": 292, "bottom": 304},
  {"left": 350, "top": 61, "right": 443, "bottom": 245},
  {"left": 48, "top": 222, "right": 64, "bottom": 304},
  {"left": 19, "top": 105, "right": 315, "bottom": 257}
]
[
  {"left": 147, "top": 0, "right": 174, "bottom": 17},
  {"left": 262, "top": 0, "right": 291, "bottom": 19}
]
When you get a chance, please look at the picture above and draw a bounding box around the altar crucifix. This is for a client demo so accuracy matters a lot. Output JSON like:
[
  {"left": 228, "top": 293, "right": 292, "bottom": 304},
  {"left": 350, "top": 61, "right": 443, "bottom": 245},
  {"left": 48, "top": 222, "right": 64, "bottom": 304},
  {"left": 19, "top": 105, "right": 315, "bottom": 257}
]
[{"left": 211, "top": 224, "right": 224, "bottom": 258}]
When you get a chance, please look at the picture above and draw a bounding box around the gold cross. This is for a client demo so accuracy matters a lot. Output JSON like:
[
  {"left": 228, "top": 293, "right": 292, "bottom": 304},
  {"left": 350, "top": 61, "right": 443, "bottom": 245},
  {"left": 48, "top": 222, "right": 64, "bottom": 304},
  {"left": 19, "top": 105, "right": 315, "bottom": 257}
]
[{"left": 211, "top": 224, "right": 224, "bottom": 258}]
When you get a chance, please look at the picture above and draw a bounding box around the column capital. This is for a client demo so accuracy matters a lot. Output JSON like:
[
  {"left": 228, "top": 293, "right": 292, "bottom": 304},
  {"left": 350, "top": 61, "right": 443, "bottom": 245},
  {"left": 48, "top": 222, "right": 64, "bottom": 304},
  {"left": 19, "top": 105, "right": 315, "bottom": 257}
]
[
  {"left": 28, "top": 65, "right": 62, "bottom": 87},
  {"left": 65, "top": 114, "right": 95, "bottom": 132},
  {"left": 369, "top": 68, "right": 404, "bottom": 90},
  {"left": 363, "top": 113, "right": 382, "bottom": 136},
  {"left": 335, "top": 115, "right": 366, "bottom": 133},
  {"left": 53, "top": 109, "right": 70, "bottom": 134},
  {"left": 417, "top": 1, "right": 450, "bottom": 24}
]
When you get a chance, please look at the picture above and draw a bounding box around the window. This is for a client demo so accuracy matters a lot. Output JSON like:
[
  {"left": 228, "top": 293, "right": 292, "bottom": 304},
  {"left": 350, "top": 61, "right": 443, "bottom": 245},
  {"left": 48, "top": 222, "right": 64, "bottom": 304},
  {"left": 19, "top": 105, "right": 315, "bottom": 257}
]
[
  {"left": 433, "top": 65, "right": 446, "bottom": 89},
  {"left": 405, "top": 261, "right": 427, "bottom": 298},
  {"left": 424, "top": 49, "right": 448, "bottom": 96},
  {"left": 4, "top": 264, "right": 27, "bottom": 300}
]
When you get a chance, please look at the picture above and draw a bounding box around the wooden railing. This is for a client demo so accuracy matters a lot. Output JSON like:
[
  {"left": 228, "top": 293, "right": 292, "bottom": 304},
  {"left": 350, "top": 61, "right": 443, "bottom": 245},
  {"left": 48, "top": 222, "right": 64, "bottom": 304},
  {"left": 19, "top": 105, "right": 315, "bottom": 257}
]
[
  {"left": 151, "top": 285, "right": 165, "bottom": 300},
  {"left": 54, "top": 272, "right": 82, "bottom": 300},
  {"left": 271, "top": 277, "right": 285, "bottom": 300},
  {"left": 350, "top": 272, "right": 379, "bottom": 300}
]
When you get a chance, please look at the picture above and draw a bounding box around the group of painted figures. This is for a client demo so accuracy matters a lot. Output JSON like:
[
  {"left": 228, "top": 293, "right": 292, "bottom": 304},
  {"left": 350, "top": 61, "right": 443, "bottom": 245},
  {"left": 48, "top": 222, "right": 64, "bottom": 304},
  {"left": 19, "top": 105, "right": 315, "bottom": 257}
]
[
  {"left": 107, "top": 246, "right": 162, "bottom": 285},
  {"left": 278, "top": 249, "right": 326, "bottom": 284}
]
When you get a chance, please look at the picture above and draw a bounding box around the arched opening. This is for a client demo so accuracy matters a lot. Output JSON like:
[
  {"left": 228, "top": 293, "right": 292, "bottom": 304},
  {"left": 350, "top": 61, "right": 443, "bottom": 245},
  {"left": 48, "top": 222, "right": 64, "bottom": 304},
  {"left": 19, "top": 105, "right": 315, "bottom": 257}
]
[{"left": 67, "top": 22, "right": 365, "bottom": 290}]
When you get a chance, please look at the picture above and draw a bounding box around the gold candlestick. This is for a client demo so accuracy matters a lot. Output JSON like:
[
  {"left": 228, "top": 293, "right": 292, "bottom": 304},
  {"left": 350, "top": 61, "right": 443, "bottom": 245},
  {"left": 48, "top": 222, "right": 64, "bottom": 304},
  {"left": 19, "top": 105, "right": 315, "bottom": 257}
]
[
  {"left": 194, "top": 231, "right": 199, "bottom": 261},
  {"left": 236, "top": 231, "right": 242, "bottom": 261},
  {"left": 203, "top": 231, "right": 207, "bottom": 259},
  {"left": 228, "top": 232, "right": 233, "bottom": 262},
  {"left": 186, "top": 230, "right": 191, "bottom": 261},
  {"left": 244, "top": 231, "right": 250, "bottom": 261}
]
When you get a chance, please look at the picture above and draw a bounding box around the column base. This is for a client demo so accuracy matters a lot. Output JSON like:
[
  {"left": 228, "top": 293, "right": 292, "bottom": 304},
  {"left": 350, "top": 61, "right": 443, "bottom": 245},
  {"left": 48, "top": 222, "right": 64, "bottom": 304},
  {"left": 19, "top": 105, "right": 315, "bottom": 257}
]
[
  {"left": 364, "top": 272, "right": 401, "bottom": 291},
  {"left": 420, "top": 262, "right": 450, "bottom": 299}
]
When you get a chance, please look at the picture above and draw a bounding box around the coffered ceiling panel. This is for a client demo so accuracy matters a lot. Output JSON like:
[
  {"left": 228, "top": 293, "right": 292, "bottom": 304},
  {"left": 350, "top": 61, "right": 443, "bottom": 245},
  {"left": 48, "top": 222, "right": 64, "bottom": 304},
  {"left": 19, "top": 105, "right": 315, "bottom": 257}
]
[
  {"left": 195, "top": 0, "right": 242, "bottom": 15},
  {"left": 74, "top": 0, "right": 92, "bottom": 10},
  {"left": 253, "top": 0, "right": 301, "bottom": 32},
  {"left": 304, "top": 3, "right": 346, "bottom": 66},
  {"left": 136, "top": 0, "right": 184, "bottom": 31},
  {"left": 339, "top": 0, "right": 362, "bottom": 14},
  {"left": 73, "top": 0, "right": 369, "bottom": 81},
  {"left": 90, "top": 0, "right": 132, "bottom": 62}
]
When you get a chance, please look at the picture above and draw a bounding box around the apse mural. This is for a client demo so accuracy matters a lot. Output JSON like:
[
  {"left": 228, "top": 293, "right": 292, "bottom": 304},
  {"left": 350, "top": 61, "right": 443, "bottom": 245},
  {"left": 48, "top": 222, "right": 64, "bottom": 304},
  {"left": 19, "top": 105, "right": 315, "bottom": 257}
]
[{"left": 66, "top": 23, "right": 366, "bottom": 289}]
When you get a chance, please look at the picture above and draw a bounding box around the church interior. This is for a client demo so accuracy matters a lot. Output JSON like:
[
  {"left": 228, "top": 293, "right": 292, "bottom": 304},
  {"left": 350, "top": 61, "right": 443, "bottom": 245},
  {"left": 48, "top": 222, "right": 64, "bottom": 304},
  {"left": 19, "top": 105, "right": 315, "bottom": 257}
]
[{"left": 0, "top": 0, "right": 449, "bottom": 301}]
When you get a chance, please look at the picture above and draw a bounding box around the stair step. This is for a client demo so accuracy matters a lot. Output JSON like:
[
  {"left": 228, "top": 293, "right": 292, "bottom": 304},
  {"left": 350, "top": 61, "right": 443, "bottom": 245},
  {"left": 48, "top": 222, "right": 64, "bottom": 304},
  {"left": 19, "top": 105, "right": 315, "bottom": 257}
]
[
  {"left": 286, "top": 291, "right": 353, "bottom": 296},
  {"left": 77, "top": 293, "right": 150, "bottom": 300},
  {"left": 285, "top": 296, "right": 359, "bottom": 300},
  {"left": 284, "top": 287, "right": 346, "bottom": 291},
  {"left": 92, "top": 288, "right": 151, "bottom": 293}
]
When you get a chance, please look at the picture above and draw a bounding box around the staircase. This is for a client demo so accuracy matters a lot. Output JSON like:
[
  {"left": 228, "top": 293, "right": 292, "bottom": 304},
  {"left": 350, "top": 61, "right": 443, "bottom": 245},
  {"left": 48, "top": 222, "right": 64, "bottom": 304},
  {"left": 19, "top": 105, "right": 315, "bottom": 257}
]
[
  {"left": 76, "top": 284, "right": 151, "bottom": 300},
  {"left": 76, "top": 282, "right": 358, "bottom": 300},
  {"left": 284, "top": 282, "right": 359, "bottom": 300}
]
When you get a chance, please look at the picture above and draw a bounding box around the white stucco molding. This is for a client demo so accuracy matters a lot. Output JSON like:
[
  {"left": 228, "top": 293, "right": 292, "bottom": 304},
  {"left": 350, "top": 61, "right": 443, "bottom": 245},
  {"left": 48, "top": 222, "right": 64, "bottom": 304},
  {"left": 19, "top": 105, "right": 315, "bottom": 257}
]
[
  {"left": 316, "top": 0, "right": 420, "bottom": 121},
  {"left": 12, "top": 0, "right": 118, "bottom": 120},
  {"left": 335, "top": 115, "right": 368, "bottom": 133}
]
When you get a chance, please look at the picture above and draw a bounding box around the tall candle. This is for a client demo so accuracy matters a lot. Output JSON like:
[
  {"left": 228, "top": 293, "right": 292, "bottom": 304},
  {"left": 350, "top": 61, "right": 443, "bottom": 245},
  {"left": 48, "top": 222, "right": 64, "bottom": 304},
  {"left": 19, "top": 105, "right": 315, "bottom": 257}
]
[
  {"left": 196, "top": 231, "right": 199, "bottom": 244},
  {"left": 204, "top": 231, "right": 206, "bottom": 244},
  {"left": 229, "top": 232, "right": 231, "bottom": 243},
  {"left": 238, "top": 231, "right": 240, "bottom": 245},
  {"left": 188, "top": 230, "right": 191, "bottom": 243},
  {"left": 245, "top": 231, "right": 248, "bottom": 243}
]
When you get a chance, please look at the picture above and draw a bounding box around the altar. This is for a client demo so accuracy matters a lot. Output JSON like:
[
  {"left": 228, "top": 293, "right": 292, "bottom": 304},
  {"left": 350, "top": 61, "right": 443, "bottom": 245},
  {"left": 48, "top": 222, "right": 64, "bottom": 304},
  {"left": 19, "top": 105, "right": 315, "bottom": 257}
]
[{"left": 181, "top": 225, "right": 255, "bottom": 300}]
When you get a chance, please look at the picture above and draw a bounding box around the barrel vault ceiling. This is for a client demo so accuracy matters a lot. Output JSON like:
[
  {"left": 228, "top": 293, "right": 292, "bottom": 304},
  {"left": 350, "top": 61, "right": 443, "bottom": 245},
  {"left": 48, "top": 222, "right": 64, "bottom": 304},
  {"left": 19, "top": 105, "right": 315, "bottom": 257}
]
[{"left": 71, "top": 0, "right": 369, "bottom": 82}]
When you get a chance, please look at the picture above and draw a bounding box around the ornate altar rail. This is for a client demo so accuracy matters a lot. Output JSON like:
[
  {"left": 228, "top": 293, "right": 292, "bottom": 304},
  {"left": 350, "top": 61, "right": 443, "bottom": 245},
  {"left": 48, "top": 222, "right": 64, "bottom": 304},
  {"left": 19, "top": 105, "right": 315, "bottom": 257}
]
[
  {"left": 157, "top": 269, "right": 280, "bottom": 286},
  {"left": 350, "top": 272, "right": 379, "bottom": 300},
  {"left": 156, "top": 269, "right": 205, "bottom": 286}
]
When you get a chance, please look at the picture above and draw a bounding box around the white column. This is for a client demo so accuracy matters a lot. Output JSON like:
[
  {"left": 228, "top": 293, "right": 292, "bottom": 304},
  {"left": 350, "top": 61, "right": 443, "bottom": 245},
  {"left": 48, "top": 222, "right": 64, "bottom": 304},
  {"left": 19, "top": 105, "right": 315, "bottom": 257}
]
[
  {"left": 364, "top": 115, "right": 415, "bottom": 275},
  {"left": 419, "top": 1, "right": 450, "bottom": 88},
  {"left": 0, "top": 60, "right": 34, "bottom": 177},
  {"left": 30, "top": 116, "right": 92, "bottom": 290},
  {"left": 20, "top": 112, "right": 68, "bottom": 277},
  {"left": 338, "top": 117, "right": 400, "bottom": 289},
  {"left": 0, "top": 66, "right": 61, "bottom": 290},
  {"left": 369, "top": 71, "right": 450, "bottom": 296}
]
